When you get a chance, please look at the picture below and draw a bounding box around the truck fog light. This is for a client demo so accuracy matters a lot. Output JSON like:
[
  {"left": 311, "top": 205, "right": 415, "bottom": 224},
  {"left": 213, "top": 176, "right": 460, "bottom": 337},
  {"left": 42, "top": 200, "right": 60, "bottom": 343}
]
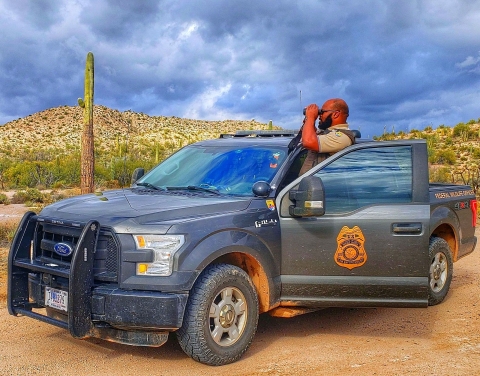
[{"left": 133, "top": 235, "right": 185, "bottom": 276}]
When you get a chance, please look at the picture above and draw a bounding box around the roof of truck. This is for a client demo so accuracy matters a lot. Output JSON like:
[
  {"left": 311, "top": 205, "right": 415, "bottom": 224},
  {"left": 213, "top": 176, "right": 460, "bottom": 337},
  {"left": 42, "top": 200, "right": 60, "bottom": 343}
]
[
  {"left": 194, "top": 129, "right": 368, "bottom": 147},
  {"left": 194, "top": 130, "right": 297, "bottom": 147}
]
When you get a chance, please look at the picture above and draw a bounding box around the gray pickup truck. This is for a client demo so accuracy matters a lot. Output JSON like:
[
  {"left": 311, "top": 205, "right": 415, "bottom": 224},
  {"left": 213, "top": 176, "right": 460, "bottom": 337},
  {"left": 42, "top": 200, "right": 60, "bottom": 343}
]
[{"left": 8, "top": 130, "right": 477, "bottom": 366}]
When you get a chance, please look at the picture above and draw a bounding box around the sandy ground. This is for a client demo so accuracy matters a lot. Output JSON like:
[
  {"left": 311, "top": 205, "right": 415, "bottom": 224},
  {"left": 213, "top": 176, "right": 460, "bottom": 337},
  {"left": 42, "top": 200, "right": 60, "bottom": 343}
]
[
  {"left": 0, "top": 203, "right": 29, "bottom": 223},
  {"left": 0, "top": 205, "right": 479, "bottom": 375}
]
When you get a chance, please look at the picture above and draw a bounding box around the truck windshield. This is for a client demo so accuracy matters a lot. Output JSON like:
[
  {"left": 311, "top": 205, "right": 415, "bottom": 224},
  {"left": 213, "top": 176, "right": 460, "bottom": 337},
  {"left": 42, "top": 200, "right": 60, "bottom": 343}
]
[{"left": 136, "top": 144, "right": 287, "bottom": 196}]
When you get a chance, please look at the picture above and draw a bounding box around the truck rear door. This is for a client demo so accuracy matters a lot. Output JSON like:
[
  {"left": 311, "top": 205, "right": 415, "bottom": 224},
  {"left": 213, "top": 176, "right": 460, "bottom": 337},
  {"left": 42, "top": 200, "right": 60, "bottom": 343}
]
[{"left": 277, "top": 141, "right": 430, "bottom": 307}]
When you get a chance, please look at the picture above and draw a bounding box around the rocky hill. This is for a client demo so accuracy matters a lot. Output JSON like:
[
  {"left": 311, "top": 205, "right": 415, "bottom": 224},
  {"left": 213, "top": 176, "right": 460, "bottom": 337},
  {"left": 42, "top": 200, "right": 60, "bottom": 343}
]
[
  {"left": 0, "top": 105, "right": 277, "bottom": 158},
  {"left": 375, "top": 121, "right": 480, "bottom": 191}
]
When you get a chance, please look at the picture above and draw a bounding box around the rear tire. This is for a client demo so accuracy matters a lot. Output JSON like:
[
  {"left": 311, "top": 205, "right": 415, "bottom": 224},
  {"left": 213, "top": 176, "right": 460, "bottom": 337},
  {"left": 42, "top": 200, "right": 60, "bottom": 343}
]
[
  {"left": 177, "top": 263, "right": 259, "bottom": 366},
  {"left": 428, "top": 237, "right": 453, "bottom": 306}
]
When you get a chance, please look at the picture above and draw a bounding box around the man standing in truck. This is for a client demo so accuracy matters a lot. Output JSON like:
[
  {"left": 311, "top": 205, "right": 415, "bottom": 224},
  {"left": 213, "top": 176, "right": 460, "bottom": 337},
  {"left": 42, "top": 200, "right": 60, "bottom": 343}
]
[{"left": 299, "top": 98, "right": 355, "bottom": 175}]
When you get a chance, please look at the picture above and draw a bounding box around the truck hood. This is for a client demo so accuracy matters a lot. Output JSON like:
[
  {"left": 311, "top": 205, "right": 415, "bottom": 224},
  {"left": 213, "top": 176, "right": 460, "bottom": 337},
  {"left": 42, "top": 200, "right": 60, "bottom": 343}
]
[{"left": 39, "top": 188, "right": 251, "bottom": 230}]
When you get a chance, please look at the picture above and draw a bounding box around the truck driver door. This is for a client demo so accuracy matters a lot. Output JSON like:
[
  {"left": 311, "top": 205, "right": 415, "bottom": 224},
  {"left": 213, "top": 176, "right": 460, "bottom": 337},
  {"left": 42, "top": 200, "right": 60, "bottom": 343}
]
[{"left": 277, "top": 143, "right": 430, "bottom": 307}]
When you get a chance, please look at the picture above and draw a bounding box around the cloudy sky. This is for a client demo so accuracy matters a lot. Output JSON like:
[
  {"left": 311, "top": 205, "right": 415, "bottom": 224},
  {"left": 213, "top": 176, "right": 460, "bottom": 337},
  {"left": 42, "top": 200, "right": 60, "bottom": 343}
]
[{"left": 1, "top": 0, "right": 480, "bottom": 137}]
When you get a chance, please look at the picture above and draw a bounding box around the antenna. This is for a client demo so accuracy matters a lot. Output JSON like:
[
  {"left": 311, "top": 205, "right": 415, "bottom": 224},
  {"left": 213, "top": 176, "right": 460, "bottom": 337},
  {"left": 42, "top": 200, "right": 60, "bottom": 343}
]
[{"left": 299, "top": 90, "right": 302, "bottom": 111}]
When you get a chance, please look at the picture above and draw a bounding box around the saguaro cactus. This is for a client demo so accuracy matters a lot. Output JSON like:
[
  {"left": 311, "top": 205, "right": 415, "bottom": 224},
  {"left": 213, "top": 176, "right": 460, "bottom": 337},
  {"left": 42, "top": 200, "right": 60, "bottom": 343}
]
[{"left": 78, "top": 52, "right": 95, "bottom": 194}]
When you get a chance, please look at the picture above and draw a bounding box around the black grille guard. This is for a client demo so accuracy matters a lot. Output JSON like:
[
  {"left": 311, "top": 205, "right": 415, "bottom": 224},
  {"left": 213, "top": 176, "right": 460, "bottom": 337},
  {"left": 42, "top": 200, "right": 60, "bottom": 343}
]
[{"left": 8, "top": 211, "right": 100, "bottom": 338}]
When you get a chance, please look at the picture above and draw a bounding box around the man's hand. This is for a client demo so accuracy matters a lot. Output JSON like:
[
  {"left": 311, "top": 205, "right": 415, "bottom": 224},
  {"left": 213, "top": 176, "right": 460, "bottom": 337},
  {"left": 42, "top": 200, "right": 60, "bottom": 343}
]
[
  {"left": 305, "top": 103, "right": 319, "bottom": 119},
  {"left": 301, "top": 103, "right": 320, "bottom": 151}
]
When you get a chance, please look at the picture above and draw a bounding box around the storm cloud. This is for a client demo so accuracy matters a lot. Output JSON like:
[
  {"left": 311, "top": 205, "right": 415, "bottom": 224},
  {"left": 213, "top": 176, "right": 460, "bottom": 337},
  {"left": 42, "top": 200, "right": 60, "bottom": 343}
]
[{"left": 1, "top": 0, "right": 480, "bottom": 136}]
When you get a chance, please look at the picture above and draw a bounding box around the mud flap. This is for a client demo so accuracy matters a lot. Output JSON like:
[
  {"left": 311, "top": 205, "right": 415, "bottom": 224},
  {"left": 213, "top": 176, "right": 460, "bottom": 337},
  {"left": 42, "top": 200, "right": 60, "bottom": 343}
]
[{"left": 68, "top": 220, "right": 100, "bottom": 338}]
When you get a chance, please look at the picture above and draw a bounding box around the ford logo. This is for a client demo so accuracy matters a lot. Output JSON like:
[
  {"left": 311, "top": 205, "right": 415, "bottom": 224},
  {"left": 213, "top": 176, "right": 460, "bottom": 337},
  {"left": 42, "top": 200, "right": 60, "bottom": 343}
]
[{"left": 53, "top": 242, "right": 74, "bottom": 257}]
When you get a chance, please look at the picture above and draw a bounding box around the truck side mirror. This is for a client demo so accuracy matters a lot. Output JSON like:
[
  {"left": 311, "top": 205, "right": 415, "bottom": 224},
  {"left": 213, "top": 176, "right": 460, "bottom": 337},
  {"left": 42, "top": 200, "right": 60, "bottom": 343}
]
[
  {"left": 289, "top": 176, "right": 325, "bottom": 217},
  {"left": 252, "top": 181, "right": 271, "bottom": 197},
  {"left": 131, "top": 168, "right": 145, "bottom": 185}
]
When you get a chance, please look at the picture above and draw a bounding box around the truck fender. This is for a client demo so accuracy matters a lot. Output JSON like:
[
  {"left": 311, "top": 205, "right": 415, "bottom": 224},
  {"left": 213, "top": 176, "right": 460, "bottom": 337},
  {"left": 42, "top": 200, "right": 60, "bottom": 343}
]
[
  {"left": 430, "top": 205, "right": 460, "bottom": 260},
  {"left": 178, "top": 230, "right": 280, "bottom": 312}
]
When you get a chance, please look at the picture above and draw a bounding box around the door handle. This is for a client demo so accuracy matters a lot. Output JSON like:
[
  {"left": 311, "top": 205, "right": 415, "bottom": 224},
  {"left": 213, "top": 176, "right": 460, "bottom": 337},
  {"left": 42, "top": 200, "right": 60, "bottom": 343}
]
[{"left": 392, "top": 223, "right": 423, "bottom": 234}]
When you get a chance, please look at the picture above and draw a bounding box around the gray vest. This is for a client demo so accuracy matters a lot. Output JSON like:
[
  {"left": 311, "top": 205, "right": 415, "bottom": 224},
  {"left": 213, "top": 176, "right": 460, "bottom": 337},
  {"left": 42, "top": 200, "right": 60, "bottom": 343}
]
[{"left": 298, "top": 129, "right": 355, "bottom": 176}]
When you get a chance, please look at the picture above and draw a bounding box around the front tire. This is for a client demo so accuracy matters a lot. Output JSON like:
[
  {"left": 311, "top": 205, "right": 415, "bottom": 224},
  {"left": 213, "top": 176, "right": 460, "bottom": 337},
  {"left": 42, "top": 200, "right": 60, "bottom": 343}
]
[
  {"left": 428, "top": 237, "right": 453, "bottom": 306},
  {"left": 177, "top": 263, "right": 259, "bottom": 366}
]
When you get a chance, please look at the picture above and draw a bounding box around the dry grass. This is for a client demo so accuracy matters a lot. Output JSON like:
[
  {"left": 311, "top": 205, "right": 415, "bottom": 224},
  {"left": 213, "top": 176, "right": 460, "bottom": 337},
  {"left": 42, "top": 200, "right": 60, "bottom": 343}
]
[
  {"left": 0, "top": 247, "right": 7, "bottom": 304},
  {"left": 0, "top": 221, "right": 15, "bottom": 303},
  {"left": 0, "top": 247, "right": 7, "bottom": 272},
  {"left": 0, "top": 220, "right": 18, "bottom": 248},
  {"left": 0, "top": 216, "right": 19, "bottom": 303}
]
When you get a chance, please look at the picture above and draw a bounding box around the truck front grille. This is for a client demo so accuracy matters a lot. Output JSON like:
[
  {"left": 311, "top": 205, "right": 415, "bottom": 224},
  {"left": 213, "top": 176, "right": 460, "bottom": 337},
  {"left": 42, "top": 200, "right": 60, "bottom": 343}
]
[{"left": 34, "top": 221, "right": 119, "bottom": 282}]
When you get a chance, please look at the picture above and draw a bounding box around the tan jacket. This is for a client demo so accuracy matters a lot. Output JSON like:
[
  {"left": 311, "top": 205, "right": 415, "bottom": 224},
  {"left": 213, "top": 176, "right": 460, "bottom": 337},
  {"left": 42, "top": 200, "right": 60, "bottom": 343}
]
[{"left": 317, "top": 124, "right": 352, "bottom": 153}]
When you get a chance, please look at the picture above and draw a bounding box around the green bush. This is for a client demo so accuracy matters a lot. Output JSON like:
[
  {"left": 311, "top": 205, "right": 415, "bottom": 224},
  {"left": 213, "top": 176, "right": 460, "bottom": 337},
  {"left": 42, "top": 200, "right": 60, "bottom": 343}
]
[
  {"left": 0, "top": 193, "right": 10, "bottom": 205},
  {"left": 453, "top": 122, "right": 467, "bottom": 135},
  {"left": 433, "top": 150, "right": 457, "bottom": 165},
  {"left": 472, "top": 148, "right": 480, "bottom": 159},
  {"left": 430, "top": 167, "right": 452, "bottom": 183},
  {"left": 11, "top": 188, "right": 46, "bottom": 204},
  {"left": 452, "top": 122, "right": 474, "bottom": 140}
]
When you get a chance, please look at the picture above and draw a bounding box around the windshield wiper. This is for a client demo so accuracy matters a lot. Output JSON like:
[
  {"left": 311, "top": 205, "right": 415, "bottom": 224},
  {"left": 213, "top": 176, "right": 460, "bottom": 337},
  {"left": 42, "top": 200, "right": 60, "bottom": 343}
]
[
  {"left": 166, "top": 185, "right": 221, "bottom": 195},
  {"left": 136, "top": 182, "right": 165, "bottom": 191}
]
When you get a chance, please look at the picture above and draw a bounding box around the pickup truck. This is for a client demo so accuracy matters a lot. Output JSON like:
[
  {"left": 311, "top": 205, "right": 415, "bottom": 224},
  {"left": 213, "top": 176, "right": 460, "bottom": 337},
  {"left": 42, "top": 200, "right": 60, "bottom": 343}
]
[{"left": 8, "top": 130, "right": 477, "bottom": 366}]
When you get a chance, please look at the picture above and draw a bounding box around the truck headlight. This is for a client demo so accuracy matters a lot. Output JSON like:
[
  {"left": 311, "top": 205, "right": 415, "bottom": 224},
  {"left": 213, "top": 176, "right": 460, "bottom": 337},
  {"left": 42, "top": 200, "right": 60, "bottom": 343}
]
[{"left": 133, "top": 235, "right": 185, "bottom": 276}]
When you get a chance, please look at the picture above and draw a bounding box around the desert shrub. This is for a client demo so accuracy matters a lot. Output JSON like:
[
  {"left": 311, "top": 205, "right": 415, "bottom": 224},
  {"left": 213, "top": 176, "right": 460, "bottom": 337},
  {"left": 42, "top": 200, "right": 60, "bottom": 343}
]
[
  {"left": 453, "top": 122, "right": 467, "bottom": 135},
  {"left": 433, "top": 150, "right": 457, "bottom": 165},
  {"left": 424, "top": 134, "right": 439, "bottom": 149},
  {"left": 105, "top": 180, "right": 121, "bottom": 189},
  {"left": 62, "top": 188, "right": 82, "bottom": 197},
  {"left": 4, "top": 163, "right": 36, "bottom": 187},
  {"left": 381, "top": 133, "right": 397, "bottom": 141},
  {"left": 48, "top": 190, "right": 67, "bottom": 202},
  {"left": 452, "top": 122, "right": 475, "bottom": 140},
  {"left": 0, "top": 193, "right": 10, "bottom": 205},
  {"left": 472, "top": 148, "right": 480, "bottom": 159},
  {"left": 52, "top": 181, "right": 67, "bottom": 189},
  {"left": 11, "top": 188, "right": 46, "bottom": 204},
  {"left": 430, "top": 167, "right": 452, "bottom": 183}
]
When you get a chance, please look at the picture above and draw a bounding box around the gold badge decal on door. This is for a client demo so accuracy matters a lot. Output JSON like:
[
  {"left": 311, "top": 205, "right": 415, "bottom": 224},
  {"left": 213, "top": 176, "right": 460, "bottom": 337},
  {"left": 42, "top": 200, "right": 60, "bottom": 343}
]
[{"left": 335, "top": 226, "right": 367, "bottom": 269}]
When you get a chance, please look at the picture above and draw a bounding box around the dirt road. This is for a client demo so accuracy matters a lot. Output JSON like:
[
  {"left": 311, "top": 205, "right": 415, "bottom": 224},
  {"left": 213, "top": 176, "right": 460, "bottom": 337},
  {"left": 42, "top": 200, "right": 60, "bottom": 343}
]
[{"left": 0, "top": 229, "right": 479, "bottom": 375}]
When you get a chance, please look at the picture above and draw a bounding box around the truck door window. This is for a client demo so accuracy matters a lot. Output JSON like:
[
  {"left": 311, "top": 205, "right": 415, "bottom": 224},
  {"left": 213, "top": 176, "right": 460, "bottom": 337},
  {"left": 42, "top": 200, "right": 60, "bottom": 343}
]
[{"left": 314, "top": 146, "right": 413, "bottom": 214}]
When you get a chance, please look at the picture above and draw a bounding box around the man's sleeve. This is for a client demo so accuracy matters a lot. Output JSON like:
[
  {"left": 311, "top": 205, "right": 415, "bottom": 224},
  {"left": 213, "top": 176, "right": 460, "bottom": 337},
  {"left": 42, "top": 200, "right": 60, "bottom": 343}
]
[{"left": 317, "top": 131, "right": 352, "bottom": 153}]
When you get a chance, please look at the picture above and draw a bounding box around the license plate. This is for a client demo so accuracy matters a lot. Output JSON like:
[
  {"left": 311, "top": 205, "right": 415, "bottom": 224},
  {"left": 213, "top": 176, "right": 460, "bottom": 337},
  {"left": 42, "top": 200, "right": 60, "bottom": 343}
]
[{"left": 45, "top": 287, "right": 68, "bottom": 312}]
